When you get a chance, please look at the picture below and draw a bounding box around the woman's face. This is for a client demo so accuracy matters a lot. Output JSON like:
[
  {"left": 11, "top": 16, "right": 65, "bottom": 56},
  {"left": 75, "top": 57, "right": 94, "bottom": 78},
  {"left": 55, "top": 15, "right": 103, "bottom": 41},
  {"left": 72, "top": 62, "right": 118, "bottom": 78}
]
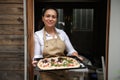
[{"left": 42, "top": 9, "right": 57, "bottom": 28}]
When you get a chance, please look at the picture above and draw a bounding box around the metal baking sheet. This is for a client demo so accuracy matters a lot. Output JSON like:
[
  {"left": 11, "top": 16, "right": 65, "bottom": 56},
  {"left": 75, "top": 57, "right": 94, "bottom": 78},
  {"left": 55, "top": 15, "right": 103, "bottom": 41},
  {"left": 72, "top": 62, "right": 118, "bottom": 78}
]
[{"left": 36, "top": 56, "right": 86, "bottom": 71}]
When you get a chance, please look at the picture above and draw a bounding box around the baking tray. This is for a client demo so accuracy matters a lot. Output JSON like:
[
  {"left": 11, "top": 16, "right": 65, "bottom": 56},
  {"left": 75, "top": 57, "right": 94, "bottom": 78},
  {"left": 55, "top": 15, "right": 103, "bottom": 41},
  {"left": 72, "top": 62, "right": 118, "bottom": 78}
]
[{"left": 36, "top": 56, "right": 86, "bottom": 71}]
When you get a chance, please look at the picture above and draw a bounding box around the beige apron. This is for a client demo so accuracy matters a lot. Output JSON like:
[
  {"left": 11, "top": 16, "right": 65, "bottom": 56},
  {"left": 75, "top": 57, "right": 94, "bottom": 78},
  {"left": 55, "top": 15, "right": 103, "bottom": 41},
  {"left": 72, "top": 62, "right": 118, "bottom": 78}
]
[
  {"left": 39, "top": 30, "right": 70, "bottom": 80},
  {"left": 43, "top": 30, "right": 65, "bottom": 57}
]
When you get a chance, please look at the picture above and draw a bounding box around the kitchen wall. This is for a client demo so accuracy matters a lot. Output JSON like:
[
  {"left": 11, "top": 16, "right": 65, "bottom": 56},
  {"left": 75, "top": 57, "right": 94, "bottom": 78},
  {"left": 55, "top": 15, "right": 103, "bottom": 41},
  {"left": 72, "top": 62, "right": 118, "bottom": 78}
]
[{"left": 108, "top": 0, "right": 120, "bottom": 80}]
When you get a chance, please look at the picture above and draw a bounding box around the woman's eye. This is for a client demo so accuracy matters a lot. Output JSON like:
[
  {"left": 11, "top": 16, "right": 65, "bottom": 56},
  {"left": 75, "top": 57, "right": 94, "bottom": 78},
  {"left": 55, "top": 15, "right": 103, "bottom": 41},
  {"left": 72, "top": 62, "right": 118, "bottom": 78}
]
[
  {"left": 46, "top": 15, "right": 50, "bottom": 18},
  {"left": 52, "top": 16, "right": 56, "bottom": 18}
]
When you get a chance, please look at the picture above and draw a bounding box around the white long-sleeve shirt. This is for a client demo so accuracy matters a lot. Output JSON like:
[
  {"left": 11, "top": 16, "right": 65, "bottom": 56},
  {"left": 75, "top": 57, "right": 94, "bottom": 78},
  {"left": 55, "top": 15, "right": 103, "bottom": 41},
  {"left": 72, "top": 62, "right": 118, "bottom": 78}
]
[{"left": 33, "top": 28, "right": 77, "bottom": 59}]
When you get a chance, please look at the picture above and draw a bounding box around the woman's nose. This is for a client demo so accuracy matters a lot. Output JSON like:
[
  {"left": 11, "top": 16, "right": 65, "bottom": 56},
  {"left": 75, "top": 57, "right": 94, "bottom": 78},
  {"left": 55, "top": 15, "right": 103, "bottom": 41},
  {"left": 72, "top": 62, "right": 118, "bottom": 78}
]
[{"left": 49, "top": 16, "right": 53, "bottom": 20}]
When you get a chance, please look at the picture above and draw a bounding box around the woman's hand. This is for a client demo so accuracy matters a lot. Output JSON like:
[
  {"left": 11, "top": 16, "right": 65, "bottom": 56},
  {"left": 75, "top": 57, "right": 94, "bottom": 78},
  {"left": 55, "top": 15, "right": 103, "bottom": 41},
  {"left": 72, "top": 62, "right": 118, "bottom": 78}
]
[
  {"left": 32, "top": 60, "right": 38, "bottom": 67},
  {"left": 72, "top": 52, "right": 84, "bottom": 61}
]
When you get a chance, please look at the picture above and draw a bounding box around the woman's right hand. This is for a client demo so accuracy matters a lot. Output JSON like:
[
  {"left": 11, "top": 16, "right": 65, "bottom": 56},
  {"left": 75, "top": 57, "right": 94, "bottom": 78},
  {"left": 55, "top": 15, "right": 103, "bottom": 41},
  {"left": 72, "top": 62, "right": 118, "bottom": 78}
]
[{"left": 32, "top": 60, "right": 38, "bottom": 67}]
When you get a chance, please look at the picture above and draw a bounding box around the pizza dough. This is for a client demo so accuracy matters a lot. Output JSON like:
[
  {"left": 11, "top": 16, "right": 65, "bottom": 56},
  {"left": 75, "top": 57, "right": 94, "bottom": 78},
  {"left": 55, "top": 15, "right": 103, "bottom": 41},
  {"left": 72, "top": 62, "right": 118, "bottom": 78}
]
[{"left": 37, "top": 56, "right": 81, "bottom": 70}]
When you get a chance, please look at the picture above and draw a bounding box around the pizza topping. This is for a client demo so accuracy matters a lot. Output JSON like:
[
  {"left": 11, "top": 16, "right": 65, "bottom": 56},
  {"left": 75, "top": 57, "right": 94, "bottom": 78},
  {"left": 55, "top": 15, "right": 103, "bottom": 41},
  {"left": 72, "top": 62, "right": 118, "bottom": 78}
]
[
  {"left": 51, "top": 58, "right": 55, "bottom": 62},
  {"left": 42, "top": 59, "right": 48, "bottom": 63},
  {"left": 58, "top": 57, "right": 64, "bottom": 62}
]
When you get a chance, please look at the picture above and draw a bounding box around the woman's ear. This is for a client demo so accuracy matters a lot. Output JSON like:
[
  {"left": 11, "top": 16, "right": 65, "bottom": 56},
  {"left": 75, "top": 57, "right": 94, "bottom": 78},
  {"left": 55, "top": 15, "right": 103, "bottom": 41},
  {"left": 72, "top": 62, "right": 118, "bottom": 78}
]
[{"left": 42, "top": 16, "right": 44, "bottom": 22}]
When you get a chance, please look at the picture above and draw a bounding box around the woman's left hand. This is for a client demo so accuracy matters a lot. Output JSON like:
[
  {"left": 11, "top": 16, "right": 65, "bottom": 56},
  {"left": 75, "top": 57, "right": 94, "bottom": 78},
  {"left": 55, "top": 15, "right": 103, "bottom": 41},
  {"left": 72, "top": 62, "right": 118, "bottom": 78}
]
[{"left": 72, "top": 52, "right": 84, "bottom": 61}]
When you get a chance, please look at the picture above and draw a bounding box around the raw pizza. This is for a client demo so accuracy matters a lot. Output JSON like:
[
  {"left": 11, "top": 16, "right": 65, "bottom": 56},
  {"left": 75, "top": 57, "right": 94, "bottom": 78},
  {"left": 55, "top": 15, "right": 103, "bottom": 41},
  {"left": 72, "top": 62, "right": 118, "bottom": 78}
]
[{"left": 37, "top": 56, "right": 81, "bottom": 70}]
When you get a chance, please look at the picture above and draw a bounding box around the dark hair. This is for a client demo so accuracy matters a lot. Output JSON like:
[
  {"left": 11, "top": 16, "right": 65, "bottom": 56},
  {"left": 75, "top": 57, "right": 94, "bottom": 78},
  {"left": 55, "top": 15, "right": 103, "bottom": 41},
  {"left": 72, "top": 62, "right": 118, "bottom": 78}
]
[{"left": 42, "top": 7, "right": 58, "bottom": 18}]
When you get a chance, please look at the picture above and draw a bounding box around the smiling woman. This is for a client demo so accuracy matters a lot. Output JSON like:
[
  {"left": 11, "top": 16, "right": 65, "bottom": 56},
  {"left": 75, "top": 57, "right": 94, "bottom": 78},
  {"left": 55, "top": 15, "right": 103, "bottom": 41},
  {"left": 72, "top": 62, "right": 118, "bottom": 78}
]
[{"left": 32, "top": 7, "right": 84, "bottom": 80}]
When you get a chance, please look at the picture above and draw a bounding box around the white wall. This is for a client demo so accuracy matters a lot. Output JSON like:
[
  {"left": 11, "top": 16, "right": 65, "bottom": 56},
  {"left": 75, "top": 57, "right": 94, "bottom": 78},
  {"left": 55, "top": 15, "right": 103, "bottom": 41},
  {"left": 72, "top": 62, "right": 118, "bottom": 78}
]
[{"left": 108, "top": 0, "right": 120, "bottom": 80}]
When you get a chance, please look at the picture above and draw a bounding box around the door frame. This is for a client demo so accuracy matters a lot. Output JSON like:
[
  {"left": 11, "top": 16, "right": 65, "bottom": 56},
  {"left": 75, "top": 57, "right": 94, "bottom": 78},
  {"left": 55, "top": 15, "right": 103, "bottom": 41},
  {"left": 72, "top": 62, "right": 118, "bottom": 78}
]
[
  {"left": 26, "top": 0, "right": 111, "bottom": 80},
  {"left": 26, "top": 0, "right": 34, "bottom": 80},
  {"left": 105, "top": 0, "right": 111, "bottom": 80}
]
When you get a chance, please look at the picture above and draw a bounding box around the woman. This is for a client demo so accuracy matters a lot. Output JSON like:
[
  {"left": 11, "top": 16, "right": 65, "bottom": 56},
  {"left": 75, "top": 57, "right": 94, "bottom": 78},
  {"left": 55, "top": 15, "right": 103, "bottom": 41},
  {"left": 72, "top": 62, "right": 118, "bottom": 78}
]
[{"left": 32, "top": 7, "right": 83, "bottom": 80}]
